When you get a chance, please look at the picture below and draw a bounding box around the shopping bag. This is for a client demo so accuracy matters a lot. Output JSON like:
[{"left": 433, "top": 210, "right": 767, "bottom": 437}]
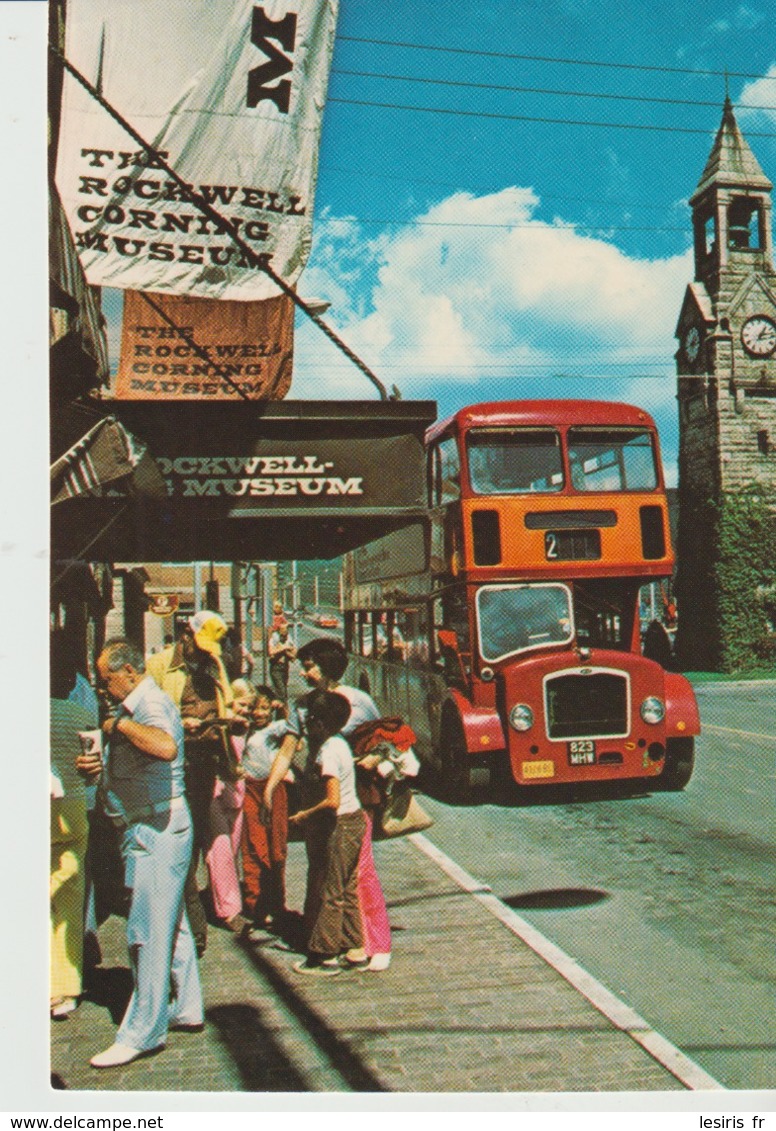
[{"left": 376, "top": 781, "right": 433, "bottom": 839}]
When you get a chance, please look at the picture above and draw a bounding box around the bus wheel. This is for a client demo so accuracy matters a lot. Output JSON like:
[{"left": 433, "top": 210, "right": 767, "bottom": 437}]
[
  {"left": 440, "top": 703, "right": 489, "bottom": 800},
  {"left": 658, "top": 737, "right": 695, "bottom": 790}
]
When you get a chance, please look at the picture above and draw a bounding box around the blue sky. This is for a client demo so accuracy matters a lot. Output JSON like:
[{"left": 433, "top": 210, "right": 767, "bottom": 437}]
[
  {"left": 291, "top": 0, "right": 776, "bottom": 482},
  {"left": 99, "top": 0, "right": 776, "bottom": 482}
]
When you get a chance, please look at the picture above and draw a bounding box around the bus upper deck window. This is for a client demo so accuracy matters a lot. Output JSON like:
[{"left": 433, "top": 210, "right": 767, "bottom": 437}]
[
  {"left": 567, "top": 428, "right": 657, "bottom": 492},
  {"left": 466, "top": 428, "right": 563, "bottom": 494}
]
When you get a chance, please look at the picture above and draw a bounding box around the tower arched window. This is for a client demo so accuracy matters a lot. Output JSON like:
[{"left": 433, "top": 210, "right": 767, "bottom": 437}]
[{"left": 727, "top": 197, "right": 762, "bottom": 250}]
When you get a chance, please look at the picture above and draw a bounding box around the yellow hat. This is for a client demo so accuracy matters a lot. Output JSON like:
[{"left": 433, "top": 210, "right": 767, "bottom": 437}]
[{"left": 189, "top": 610, "right": 227, "bottom": 654}]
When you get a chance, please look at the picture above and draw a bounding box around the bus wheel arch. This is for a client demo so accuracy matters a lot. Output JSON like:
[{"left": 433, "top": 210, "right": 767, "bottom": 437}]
[
  {"left": 439, "top": 698, "right": 491, "bottom": 799},
  {"left": 658, "top": 736, "right": 695, "bottom": 790}
]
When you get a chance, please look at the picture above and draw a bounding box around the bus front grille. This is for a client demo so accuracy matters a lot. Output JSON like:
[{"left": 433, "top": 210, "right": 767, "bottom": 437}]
[{"left": 544, "top": 671, "right": 629, "bottom": 739}]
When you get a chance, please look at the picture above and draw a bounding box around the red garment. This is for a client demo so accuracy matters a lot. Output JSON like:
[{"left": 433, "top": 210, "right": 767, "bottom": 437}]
[
  {"left": 350, "top": 717, "right": 417, "bottom": 757},
  {"left": 241, "top": 778, "right": 288, "bottom": 923}
]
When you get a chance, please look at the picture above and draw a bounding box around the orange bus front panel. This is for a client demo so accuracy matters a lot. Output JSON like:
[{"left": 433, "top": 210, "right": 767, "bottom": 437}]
[{"left": 460, "top": 494, "right": 673, "bottom": 579}]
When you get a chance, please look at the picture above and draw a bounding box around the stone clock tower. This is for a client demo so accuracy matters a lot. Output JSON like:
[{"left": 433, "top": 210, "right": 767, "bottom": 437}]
[{"left": 675, "top": 98, "right": 776, "bottom": 670}]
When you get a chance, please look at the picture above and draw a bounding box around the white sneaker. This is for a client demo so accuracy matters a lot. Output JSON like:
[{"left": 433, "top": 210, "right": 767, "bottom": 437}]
[
  {"left": 90, "top": 1043, "right": 146, "bottom": 1068},
  {"left": 368, "top": 952, "right": 391, "bottom": 971},
  {"left": 293, "top": 958, "right": 341, "bottom": 977},
  {"left": 50, "top": 997, "right": 78, "bottom": 1019}
]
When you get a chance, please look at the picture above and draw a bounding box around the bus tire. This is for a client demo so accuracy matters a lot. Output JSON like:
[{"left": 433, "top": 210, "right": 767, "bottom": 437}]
[
  {"left": 439, "top": 702, "right": 489, "bottom": 799},
  {"left": 659, "top": 737, "right": 695, "bottom": 790}
]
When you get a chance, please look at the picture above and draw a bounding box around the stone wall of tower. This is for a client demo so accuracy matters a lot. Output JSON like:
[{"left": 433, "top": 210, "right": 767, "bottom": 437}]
[{"left": 718, "top": 393, "right": 776, "bottom": 493}]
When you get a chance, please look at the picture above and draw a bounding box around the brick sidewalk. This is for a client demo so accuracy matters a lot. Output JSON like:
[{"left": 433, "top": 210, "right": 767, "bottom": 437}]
[{"left": 51, "top": 833, "right": 683, "bottom": 1094}]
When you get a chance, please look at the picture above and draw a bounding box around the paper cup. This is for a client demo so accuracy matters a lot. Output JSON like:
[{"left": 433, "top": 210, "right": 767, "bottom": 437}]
[{"left": 77, "top": 729, "right": 103, "bottom": 757}]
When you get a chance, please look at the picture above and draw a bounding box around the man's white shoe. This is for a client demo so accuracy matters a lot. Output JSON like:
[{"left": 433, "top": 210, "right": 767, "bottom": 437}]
[
  {"left": 368, "top": 952, "right": 391, "bottom": 971},
  {"left": 90, "top": 1043, "right": 145, "bottom": 1068}
]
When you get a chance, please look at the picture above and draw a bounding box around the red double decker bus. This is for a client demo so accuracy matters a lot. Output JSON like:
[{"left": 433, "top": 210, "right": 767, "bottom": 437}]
[{"left": 342, "top": 400, "right": 699, "bottom": 796}]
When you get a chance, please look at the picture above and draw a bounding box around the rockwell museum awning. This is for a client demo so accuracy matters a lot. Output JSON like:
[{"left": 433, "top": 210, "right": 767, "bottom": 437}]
[{"left": 50, "top": 399, "right": 437, "bottom": 561}]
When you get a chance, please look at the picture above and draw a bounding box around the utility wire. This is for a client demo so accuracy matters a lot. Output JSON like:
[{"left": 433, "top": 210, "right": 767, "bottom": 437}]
[
  {"left": 313, "top": 215, "right": 690, "bottom": 234},
  {"left": 50, "top": 43, "right": 391, "bottom": 401},
  {"left": 332, "top": 67, "right": 776, "bottom": 114},
  {"left": 337, "top": 34, "right": 776, "bottom": 84},
  {"left": 318, "top": 162, "right": 685, "bottom": 213},
  {"left": 329, "top": 94, "right": 776, "bottom": 138}
]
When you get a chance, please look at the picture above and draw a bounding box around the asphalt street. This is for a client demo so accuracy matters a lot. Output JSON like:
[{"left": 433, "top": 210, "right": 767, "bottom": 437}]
[
  {"left": 277, "top": 637, "right": 775, "bottom": 1090},
  {"left": 416, "top": 679, "right": 776, "bottom": 1091}
]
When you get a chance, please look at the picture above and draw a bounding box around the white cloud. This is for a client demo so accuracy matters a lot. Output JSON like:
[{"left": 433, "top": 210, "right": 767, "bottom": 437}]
[
  {"left": 709, "top": 3, "right": 765, "bottom": 33},
  {"left": 288, "top": 187, "right": 694, "bottom": 481},
  {"left": 291, "top": 187, "right": 691, "bottom": 408},
  {"left": 739, "top": 64, "right": 776, "bottom": 127}
]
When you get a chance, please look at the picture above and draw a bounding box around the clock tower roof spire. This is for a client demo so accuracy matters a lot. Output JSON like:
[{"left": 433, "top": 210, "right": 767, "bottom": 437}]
[{"left": 690, "top": 97, "right": 772, "bottom": 205}]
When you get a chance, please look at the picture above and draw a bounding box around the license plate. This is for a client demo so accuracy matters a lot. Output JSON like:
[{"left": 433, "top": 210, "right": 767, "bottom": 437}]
[
  {"left": 521, "top": 759, "right": 555, "bottom": 780},
  {"left": 568, "top": 739, "right": 596, "bottom": 764}
]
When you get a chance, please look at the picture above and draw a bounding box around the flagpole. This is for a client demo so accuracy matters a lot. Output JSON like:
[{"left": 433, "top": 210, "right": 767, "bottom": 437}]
[{"left": 50, "top": 44, "right": 393, "bottom": 402}]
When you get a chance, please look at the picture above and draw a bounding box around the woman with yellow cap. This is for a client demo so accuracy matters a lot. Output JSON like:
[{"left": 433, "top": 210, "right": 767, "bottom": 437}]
[{"left": 146, "top": 612, "right": 234, "bottom": 955}]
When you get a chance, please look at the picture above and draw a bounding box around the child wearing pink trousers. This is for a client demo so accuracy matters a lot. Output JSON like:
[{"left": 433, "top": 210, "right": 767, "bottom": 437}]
[{"left": 205, "top": 679, "right": 254, "bottom": 934}]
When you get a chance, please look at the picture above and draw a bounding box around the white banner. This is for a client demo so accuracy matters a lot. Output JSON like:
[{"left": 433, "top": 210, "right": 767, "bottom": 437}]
[{"left": 55, "top": 0, "right": 338, "bottom": 300}]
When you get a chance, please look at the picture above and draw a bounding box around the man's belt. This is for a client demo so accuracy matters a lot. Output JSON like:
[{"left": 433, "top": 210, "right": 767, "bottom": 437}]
[{"left": 113, "top": 794, "right": 186, "bottom": 827}]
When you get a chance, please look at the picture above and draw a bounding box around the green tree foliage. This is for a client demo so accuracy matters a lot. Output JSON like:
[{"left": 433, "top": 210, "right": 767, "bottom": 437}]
[{"left": 715, "top": 491, "right": 776, "bottom": 672}]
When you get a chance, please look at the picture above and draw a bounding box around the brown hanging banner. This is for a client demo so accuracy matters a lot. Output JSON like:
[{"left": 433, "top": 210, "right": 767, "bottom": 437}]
[{"left": 115, "top": 290, "right": 294, "bottom": 400}]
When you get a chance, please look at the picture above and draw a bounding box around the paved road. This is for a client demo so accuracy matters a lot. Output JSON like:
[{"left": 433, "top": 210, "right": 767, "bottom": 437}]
[{"left": 416, "top": 679, "right": 776, "bottom": 1092}]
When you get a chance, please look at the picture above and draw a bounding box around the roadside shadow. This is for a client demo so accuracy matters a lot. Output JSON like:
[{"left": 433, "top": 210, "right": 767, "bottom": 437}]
[
  {"left": 206, "top": 1003, "right": 310, "bottom": 1091},
  {"left": 83, "top": 964, "right": 134, "bottom": 1025},
  {"left": 240, "top": 943, "right": 388, "bottom": 1091},
  {"left": 502, "top": 887, "right": 611, "bottom": 911},
  {"left": 496, "top": 779, "right": 655, "bottom": 808},
  {"left": 419, "top": 766, "right": 654, "bottom": 809}
]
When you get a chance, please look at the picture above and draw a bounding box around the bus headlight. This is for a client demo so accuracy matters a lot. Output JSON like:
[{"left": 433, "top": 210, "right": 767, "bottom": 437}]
[
  {"left": 640, "top": 696, "right": 665, "bottom": 725},
  {"left": 509, "top": 704, "right": 534, "bottom": 732}
]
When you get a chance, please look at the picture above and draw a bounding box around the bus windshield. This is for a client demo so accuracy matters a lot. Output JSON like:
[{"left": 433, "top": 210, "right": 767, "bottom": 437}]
[
  {"left": 476, "top": 583, "right": 574, "bottom": 661},
  {"left": 568, "top": 428, "right": 657, "bottom": 492},
  {"left": 467, "top": 428, "right": 564, "bottom": 494}
]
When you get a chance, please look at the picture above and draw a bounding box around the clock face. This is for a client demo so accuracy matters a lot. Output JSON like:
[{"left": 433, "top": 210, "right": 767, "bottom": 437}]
[
  {"left": 741, "top": 315, "right": 776, "bottom": 357},
  {"left": 684, "top": 325, "right": 701, "bottom": 362}
]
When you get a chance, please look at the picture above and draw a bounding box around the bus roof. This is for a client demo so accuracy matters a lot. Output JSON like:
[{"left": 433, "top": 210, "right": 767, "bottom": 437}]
[{"left": 426, "top": 400, "right": 658, "bottom": 445}]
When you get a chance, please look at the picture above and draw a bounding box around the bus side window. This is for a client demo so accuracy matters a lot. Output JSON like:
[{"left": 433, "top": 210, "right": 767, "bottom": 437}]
[
  {"left": 396, "top": 605, "right": 429, "bottom": 666},
  {"left": 431, "top": 597, "right": 444, "bottom": 667},
  {"left": 428, "top": 445, "right": 439, "bottom": 507},
  {"left": 357, "top": 611, "right": 370, "bottom": 657},
  {"left": 344, "top": 611, "right": 355, "bottom": 653},
  {"left": 437, "top": 629, "right": 467, "bottom": 690},
  {"left": 439, "top": 437, "right": 461, "bottom": 504}
]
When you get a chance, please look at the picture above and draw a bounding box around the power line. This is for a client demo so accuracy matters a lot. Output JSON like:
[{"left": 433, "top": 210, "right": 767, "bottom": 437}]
[
  {"left": 313, "top": 214, "right": 691, "bottom": 234},
  {"left": 318, "top": 162, "right": 685, "bottom": 214},
  {"left": 293, "top": 367, "right": 686, "bottom": 381},
  {"left": 332, "top": 67, "right": 776, "bottom": 114},
  {"left": 337, "top": 34, "right": 776, "bottom": 84},
  {"left": 329, "top": 94, "right": 776, "bottom": 139},
  {"left": 292, "top": 357, "right": 680, "bottom": 371}
]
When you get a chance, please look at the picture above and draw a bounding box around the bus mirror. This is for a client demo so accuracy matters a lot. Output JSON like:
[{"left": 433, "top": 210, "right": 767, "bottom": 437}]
[{"left": 437, "top": 629, "right": 458, "bottom": 651}]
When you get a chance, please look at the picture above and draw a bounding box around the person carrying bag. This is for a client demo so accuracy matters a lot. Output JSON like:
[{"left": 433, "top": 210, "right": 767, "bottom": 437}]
[{"left": 349, "top": 717, "right": 433, "bottom": 839}]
